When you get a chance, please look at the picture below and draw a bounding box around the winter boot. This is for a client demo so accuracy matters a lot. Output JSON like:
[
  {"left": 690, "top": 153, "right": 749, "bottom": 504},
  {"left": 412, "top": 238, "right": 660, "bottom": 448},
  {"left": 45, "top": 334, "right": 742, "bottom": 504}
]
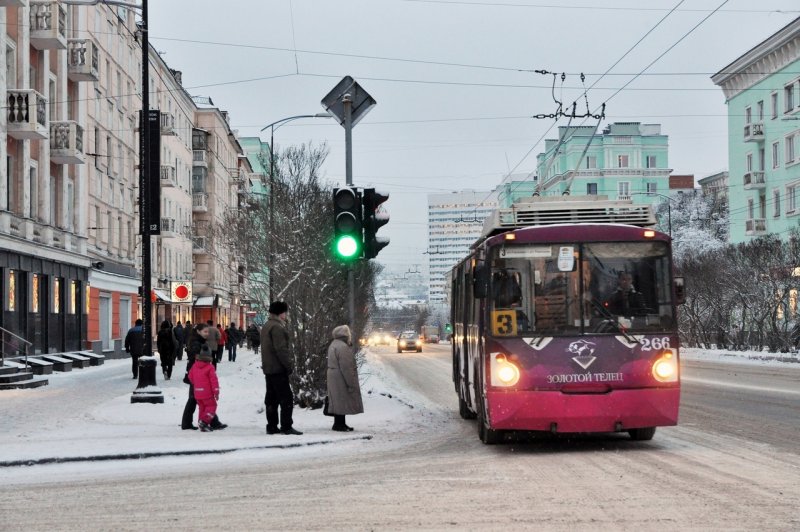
[
  {"left": 211, "top": 416, "right": 228, "bottom": 430},
  {"left": 198, "top": 420, "right": 214, "bottom": 432}
]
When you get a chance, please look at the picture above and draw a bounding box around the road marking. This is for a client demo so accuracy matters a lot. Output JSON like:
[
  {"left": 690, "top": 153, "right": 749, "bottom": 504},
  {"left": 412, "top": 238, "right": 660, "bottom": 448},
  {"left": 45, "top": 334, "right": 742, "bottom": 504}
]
[{"left": 682, "top": 376, "right": 800, "bottom": 396}]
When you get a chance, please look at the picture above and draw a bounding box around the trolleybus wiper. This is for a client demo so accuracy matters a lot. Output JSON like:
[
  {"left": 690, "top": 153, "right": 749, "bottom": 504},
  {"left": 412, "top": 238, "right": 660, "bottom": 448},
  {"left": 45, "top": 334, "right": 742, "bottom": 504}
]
[{"left": 591, "top": 298, "right": 640, "bottom": 344}]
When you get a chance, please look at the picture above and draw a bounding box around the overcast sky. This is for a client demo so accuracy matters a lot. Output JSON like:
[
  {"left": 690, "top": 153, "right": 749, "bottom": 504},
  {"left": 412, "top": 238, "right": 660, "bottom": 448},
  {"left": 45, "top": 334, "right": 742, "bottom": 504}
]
[{"left": 150, "top": 0, "right": 800, "bottom": 275}]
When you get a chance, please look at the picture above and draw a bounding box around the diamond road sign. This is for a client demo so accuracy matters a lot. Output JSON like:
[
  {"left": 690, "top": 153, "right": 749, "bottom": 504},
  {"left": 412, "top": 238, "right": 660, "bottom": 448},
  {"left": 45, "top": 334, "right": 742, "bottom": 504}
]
[{"left": 321, "top": 76, "right": 376, "bottom": 127}]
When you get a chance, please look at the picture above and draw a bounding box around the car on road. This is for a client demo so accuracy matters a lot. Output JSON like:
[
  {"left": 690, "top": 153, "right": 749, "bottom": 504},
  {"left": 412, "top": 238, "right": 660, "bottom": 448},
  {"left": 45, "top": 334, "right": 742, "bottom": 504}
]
[
  {"left": 397, "top": 331, "right": 422, "bottom": 353},
  {"left": 369, "top": 331, "right": 394, "bottom": 346}
]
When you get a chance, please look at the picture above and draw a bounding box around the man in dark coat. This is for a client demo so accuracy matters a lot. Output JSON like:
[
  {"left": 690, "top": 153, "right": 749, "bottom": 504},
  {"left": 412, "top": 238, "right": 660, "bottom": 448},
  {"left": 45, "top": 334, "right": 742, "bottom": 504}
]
[
  {"left": 124, "top": 319, "right": 145, "bottom": 379},
  {"left": 246, "top": 323, "right": 261, "bottom": 353},
  {"left": 156, "top": 320, "right": 176, "bottom": 380},
  {"left": 604, "top": 272, "right": 647, "bottom": 316},
  {"left": 173, "top": 321, "right": 185, "bottom": 361},
  {"left": 260, "top": 301, "right": 302, "bottom": 435},
  {"left": 226, "top": 322, "right": 240, "bottom": 362}
]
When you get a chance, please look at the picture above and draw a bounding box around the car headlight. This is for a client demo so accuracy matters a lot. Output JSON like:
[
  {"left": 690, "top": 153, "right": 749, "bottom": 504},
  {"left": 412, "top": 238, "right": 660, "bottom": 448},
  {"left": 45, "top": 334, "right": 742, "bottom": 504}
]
[
  {"left": 400, "top": 340, "right": 407, "bottom": 347},
  {"left": 491, "top": 353, "right": 520, "bottom": 387},
  {"left": 384, "top": 335, "right": 390, "bottom": 343},
  {"left": 415, "top": 340, "right": 422, "bottom": 346},
  {"left": 652, "top": 350, "right": 678, "bottom": 382}
]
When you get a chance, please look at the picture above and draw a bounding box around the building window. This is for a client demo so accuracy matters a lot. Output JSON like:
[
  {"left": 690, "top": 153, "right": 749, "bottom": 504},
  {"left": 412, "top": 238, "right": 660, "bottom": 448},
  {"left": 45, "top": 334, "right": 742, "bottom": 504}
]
[
  {"left": 774, "top": 189, "right": 781, "bottom": 218},
  {"left": 85, "top": 284, "right": 91, "bottom": 315},
  {"left": 746, "top": 153, "right": 753, "bottom": 172},
  {"left": 618, "top": 182, "right": 630, "bottom": 198},
  {"left": 773, "top": 141, "right": 780, "bottom": 168},
  {"left": 69, "top": 281, "right": 78, "bottom": 315},
  {"left": 585, "top": 156, "right": 597, "bottom": 169},
  {"left": 617, "top": 155, "right": 629, "bottom": 168},
  {"left": 647, "top": 182, "right": 658, "bottom": 194},
  {"left": 53, "top": 278, "right": 61, "bottom": 313},
  {"left": 7, "top": 270, "right": 15, "bottom": 311},
  {"left": 786, "top": 135, "right": 796, "bottom": 164},
  {"left": 31, "top": 274, "right": 39, "bottom": 313},
  {"left": 587, "top": 183, "right": 597, "bottom": 195},
  {"left": 789, "top": 186, "right": 797, "bottom": 212},
  {"left": 745, "top": 106, "right": 752, "bottom": 124},
  {"left": 757, "top": 100, "right": 764, "bottom": 121},
  {"left": 748, "top": 198, "right": 754, "bottom": 219},
  {"left": 772, "top": 92, "right": 779, "bottom": 119},
  {"left": 645, "top": 155, "right": 657, "bottom": 169},
  {"left": 785, "top": 84, "right": 795, "bottom": 113}
]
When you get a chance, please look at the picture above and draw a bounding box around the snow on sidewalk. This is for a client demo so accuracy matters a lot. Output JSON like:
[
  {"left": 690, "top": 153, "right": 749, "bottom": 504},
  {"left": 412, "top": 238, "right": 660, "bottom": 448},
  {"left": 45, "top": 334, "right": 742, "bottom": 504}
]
[{"left": 1, "top": 347, "right": 420, "bottom": 467}]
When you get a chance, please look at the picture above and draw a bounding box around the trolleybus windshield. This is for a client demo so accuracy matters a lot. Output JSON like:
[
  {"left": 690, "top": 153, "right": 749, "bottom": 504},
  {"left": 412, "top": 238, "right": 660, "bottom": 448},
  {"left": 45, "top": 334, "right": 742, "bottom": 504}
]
[{"left": 489, "top": 241, "right": 675, "bottom": 337}]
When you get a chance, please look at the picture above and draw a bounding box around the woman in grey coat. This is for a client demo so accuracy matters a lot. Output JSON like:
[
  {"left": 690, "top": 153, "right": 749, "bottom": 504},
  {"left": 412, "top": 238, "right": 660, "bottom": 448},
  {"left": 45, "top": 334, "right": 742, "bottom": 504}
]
[{"left": 326, "top": 325, "right": 364, "bottom": 431}]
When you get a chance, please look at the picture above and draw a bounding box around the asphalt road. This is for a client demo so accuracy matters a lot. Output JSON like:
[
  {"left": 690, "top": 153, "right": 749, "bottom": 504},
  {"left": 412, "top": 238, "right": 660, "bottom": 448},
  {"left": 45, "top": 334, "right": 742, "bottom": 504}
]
[{"left": 1, "top": 344, "right": 798, "bottom": 530}]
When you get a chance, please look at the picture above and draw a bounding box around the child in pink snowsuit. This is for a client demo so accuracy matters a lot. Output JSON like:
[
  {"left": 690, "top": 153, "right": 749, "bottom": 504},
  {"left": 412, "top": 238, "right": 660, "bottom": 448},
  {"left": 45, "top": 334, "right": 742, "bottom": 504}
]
[{"left": 188, "top": 346, "right": 220, "bottom": 432}]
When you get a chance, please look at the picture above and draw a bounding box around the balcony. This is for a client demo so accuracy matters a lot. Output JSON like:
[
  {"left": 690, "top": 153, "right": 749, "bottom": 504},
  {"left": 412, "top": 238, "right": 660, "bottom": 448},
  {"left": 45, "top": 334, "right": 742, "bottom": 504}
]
[
  {"left": 192, "top": 193, "right": 208, "bottom": 213},
  {"left": 743, "top": 121, "right": 765, "bottom": 142},
  {"left": 192, "top": 236, "right": 207, "bottom": 254},
  {"left": 160, "top": 165, "right": 177, "bottom": 187},
  {"left": 193, "top": 150, "right": 208, "bottom": 167},
  {"left": 617, "top": 194, "right": 631, "bottom": 201},
  {"left": 7, "top": 89, "right": 48, "bottom": 140},
  {"left": 160, "top": 112, "right": 176, "bottom": 135},
  {"left": 29, "top": 1, "right": 67, "bottom": 50},
  {"left": 160, "top": 217, "right": 178, "bottom": 238},
  {"left": 745, "top": 218, "right": 767, "bottom": 236},
  {"left": 67, "top": 38, "right": 99, "bottom": 82},
  {"left": 743, "top": 170, "right": 766, "bottom": 190},
  {"left": 50, "top": 121, "right": 85, "bottom": 164}
]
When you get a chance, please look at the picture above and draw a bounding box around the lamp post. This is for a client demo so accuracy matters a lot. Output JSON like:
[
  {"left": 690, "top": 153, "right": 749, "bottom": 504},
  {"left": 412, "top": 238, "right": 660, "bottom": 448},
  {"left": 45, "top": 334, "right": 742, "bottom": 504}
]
[
  {"left": 259, "top": 113, "right": 330, "bottom": 301},
  {"left": 632, "top": 191, "right": 674, "bottom": 236}
]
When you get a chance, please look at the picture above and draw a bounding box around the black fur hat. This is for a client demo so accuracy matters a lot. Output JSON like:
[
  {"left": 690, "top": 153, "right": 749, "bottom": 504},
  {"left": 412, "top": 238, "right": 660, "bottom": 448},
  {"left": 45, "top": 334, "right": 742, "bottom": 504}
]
[{"left": 268, "top": 301, "right": 288, "bottom": 315}]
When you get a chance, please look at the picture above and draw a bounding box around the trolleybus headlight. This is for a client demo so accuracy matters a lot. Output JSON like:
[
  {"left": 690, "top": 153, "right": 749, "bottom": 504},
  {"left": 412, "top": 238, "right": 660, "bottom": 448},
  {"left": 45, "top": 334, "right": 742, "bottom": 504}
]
[
  {"left": 491, "top": 353, "right": 521, "bottom": 387},
  {"left": 652, "top": 350, "right": 678, "bottom": 382}
]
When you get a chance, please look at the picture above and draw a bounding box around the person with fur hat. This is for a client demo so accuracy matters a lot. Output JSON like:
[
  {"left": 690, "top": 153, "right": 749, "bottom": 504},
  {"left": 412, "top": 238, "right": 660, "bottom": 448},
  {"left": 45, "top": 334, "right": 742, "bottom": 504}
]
[
  {"left": 188, "top": 345, "right": 221, "bottom": 432},
  {"left": 326, "top": 324, "right": 364, "bottom": 431},
  {"left": 260, "top": 301, "right": 302, "bottom": 435}
]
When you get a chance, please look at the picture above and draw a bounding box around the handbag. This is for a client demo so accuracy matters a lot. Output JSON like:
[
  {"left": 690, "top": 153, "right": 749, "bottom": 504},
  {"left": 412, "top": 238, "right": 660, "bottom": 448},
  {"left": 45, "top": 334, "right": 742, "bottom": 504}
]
[{"left": 323, "top": 396, "right": 334, "bottom": 417}]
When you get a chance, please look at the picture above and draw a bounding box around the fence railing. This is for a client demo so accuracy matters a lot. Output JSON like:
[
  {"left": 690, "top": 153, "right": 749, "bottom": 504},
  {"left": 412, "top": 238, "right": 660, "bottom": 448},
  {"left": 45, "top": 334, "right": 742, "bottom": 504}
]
[{"left": 1, "top": 326, "right": 33, "bottom": 368}]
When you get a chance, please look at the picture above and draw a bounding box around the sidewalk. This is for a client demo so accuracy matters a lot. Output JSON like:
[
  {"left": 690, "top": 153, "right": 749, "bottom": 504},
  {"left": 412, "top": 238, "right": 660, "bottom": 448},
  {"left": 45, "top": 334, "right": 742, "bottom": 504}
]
[{"left": 1, "top": 347, "right": 411, "bottom": 467}]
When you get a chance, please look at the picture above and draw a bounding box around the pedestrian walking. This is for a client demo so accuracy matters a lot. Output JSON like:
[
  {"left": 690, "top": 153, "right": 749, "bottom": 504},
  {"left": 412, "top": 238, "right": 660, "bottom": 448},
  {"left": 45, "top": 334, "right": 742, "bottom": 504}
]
[
  {"left": 205, "top": 320, "right": 221, "bottom": 368},
  {"left": 261, "top": 301, "right": 302, "bottom": 435},
  {"left": 238, "top": 325, "right": 245, "bottom": 348},
  {"left": 216, "top": 324, "right": 226, "bottom": 364},
  {"left": 188, "top": 345, "right": 223, "bottom": 432},
  {"left": 174, "top": 321, "right": 185, "bottom": 361},
  {"left": 326, "top": 324, "right": 363, "bottom": 432},
  {"left": 124, "top": 319, "right": 145, "bottom": 379},
  {"left": 246, "top": 323, "right": 260, "bottom": 354},
  {"left": 156, "top": 320, "right": 177, "bottom": 380},
  {"left": 226, "top": 322, "right": 239, "bottom": 362}
]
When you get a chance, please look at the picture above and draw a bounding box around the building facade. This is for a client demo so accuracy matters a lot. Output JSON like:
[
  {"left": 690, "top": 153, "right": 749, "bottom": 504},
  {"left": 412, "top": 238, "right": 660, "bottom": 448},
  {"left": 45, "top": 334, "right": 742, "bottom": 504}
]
[
  {"left": 427, "top": 190, "right": 497, "bottom": 304},
  {"left": 1, "top": 2, "right": 90, "bottom": 355},
  {"left": 712, "top": 17, "right": 800, "bottom": 244},
  {"left": 535, "top": 122, "right": 671, "bottom": 204}
]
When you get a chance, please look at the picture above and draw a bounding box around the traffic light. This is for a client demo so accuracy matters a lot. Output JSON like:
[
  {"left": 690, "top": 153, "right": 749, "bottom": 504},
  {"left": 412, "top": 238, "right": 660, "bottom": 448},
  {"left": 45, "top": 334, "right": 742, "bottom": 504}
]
[
  {"left": 445, "top": 323, "right": 452, "bottom": 333},
  {"left": 333, "top": 187, "right": 362, "bottom": 260},
  {"left": 362, "top": 188, "right": 390, "bottom": 259}
]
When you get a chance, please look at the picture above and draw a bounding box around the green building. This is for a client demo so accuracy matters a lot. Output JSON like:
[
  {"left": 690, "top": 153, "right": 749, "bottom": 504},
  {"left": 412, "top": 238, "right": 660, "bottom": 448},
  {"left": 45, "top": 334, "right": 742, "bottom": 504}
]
[
  {"left": 712, "top": 17, "right": 800, "bottom": 244},
  {"left": 531, "top": 122, "right": 671, "bottom": 206}
]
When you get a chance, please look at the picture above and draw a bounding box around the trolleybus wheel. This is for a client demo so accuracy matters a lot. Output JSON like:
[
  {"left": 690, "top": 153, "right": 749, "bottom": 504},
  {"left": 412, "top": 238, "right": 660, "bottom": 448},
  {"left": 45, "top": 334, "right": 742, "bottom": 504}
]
[
  {"left": 478, "top": 403, "right": 502, "bottom": 444},
  {"left": 628, "top": 427, "right": 657, "bottom": 441},
  {"left": 458, "top": 394, "right": 477, "bottom": 420}
]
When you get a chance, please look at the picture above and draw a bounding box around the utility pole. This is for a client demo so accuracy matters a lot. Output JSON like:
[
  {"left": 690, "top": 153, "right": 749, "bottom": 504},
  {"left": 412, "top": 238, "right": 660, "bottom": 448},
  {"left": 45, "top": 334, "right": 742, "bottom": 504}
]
[
  {"left": 343, "top": 92, "right": 355, "bottom": 330},
  {"left": 140, "top": 0, "right": 152, "bottom": 357}
]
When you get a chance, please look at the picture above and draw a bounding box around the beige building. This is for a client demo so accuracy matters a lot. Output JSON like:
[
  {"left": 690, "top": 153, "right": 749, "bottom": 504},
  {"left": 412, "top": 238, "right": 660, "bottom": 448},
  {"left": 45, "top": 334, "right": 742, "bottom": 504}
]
[{"left": 192, "top": 108, "right": 243, "bottom": 326}]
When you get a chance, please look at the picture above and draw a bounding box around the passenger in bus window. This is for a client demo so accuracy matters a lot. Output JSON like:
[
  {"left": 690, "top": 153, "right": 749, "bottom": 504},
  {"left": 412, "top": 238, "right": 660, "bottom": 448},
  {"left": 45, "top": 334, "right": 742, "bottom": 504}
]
[
  {"left": 604, "top": 272, "right": 647, "bottom": 316},
  {"left": 492, "top": 269, "right": 522, "bottom": 308}
]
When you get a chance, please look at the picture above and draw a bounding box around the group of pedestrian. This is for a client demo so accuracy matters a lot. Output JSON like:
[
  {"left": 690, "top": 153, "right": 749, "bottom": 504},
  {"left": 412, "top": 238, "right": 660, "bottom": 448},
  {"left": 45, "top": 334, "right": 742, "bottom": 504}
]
[{"left": 125, "top": 301, "right": 365, "bottom": 436}]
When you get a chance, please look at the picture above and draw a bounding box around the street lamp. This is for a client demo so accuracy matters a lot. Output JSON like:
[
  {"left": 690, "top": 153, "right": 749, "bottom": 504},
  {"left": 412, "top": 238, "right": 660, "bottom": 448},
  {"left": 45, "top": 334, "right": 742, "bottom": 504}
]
[
  {"left": 632, "top": 192, "right": 674, "bottom": 236},
  {"left": 259, "top": 113, "right": 331, "bottom": 300}
]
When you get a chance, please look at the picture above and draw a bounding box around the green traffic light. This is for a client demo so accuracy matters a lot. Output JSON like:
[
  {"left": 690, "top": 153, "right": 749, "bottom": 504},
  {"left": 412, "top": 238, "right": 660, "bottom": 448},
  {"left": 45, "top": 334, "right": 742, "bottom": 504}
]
[{"left": 336, "top": 235, "right": 359, "bottom": 259}]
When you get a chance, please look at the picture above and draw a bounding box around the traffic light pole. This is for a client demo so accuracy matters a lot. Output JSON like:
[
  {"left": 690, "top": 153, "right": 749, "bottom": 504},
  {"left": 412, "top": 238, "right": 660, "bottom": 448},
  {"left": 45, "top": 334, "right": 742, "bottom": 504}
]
[
  {"left": 140, "top": 0, "right": 152, "bottom": 357},
  {"left": 343, "top": 93, "right": 355, "bottom": 331}
]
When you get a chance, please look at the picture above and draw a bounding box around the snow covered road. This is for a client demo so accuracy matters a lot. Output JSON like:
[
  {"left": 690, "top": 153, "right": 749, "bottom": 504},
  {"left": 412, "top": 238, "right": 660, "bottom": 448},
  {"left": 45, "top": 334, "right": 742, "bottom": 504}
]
[{"left": 1, "top": 345, "right": 798, "bottom": 530}]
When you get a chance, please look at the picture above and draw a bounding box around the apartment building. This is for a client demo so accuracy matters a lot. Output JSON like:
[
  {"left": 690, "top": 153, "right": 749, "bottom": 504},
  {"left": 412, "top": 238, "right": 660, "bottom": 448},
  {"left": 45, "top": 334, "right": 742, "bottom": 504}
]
[
  {"left": 427, "top": 190, "right": 497, "bottom": 304},
  {"left": 148, "top": 47, "right": 195, "bottom": 327},
  {"left": 712, "top": 16, "right": 800, "bottom": 244},
  {"left": 535, "top": 122, "right": 671, "bottom": 204},
  {"left": 0, "top": 2, "right": 89, "bottom": 354},
  {"left": 192, "top": 107, "right": 243, "bottom": 326}
]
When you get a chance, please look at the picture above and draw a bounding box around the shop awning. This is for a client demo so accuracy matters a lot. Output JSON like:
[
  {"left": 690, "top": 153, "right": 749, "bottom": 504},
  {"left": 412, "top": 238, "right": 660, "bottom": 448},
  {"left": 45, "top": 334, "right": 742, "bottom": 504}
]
[
  {"left": 194, "top": 296, "right": 215, "bottom": 307},
  {"left": 153, "top": 289, "right": 170, "bottom": 302}
]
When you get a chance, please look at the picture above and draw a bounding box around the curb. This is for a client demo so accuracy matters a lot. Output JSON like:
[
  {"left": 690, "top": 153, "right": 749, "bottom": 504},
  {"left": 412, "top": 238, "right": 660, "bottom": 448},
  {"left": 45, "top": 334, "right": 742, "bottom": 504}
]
[{"left": 1, "top": 434, "right": 372, "bottom": 468}]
